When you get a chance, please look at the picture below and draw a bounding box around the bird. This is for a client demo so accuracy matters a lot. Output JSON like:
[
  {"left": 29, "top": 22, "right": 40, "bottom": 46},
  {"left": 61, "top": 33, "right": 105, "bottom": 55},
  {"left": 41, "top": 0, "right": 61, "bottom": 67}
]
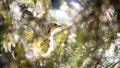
[{"left": 46, "top": 23, "right": 62, "bottom": 35}]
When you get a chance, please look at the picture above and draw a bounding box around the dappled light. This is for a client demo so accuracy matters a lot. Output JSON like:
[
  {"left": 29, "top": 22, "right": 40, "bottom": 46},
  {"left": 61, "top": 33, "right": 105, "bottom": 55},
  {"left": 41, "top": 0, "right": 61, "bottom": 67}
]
[{"left": 0, "top": 0, "right": 120, "bottom": 68}]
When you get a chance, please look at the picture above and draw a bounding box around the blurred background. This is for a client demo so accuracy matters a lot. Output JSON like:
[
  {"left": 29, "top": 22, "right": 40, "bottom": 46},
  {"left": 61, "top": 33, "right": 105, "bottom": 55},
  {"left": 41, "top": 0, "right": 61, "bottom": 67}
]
[{"left": 0, "top": 0, "right": 120, "bottom": 68}]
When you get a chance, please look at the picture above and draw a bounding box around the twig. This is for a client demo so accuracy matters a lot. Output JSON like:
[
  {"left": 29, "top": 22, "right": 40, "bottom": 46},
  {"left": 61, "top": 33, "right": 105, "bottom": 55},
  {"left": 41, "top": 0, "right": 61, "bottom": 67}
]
[
  {"left": 41, "top": 27, "right": 65, "bottom": 57},
  {"left": 111, "top": 60, "right": 120, "bottom": 68}
]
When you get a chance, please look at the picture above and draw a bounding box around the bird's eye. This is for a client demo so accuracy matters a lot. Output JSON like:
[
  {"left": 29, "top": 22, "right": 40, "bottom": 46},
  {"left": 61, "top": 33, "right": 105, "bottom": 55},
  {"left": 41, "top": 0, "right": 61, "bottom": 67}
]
[{"left": 53, "top": 23, "right": 57, "bottom": 26}]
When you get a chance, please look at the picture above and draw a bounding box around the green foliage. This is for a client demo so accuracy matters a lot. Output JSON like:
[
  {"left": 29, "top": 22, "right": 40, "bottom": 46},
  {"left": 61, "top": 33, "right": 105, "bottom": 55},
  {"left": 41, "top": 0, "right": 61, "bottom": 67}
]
[{"left": 0, "top": 0, "right": 120, "bottom": 68}]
